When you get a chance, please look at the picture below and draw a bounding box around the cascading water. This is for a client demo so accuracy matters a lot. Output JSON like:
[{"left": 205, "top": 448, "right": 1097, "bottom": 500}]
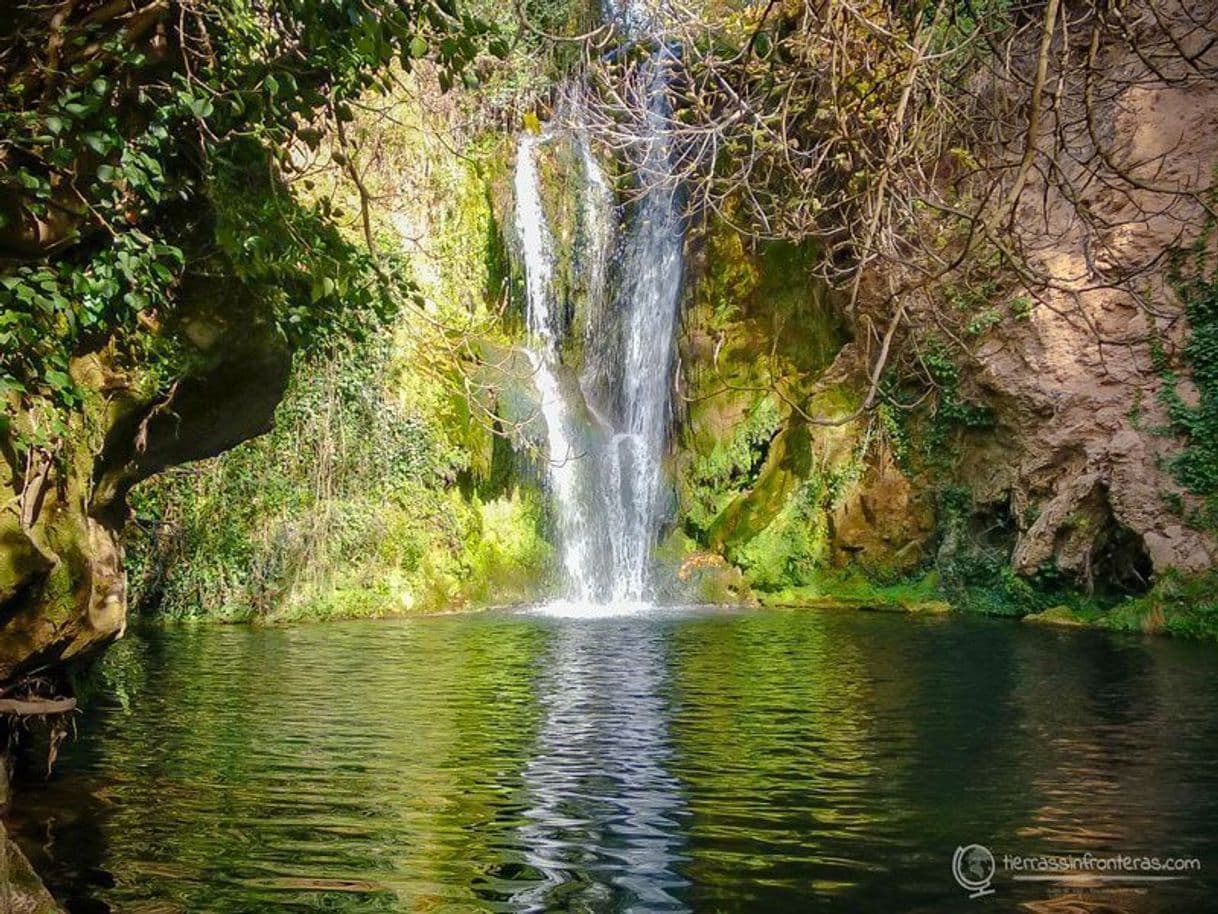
[
  {"left": 600, "top": 51, "right": 684, "bottom": 603},
  {"left": 513, "top": 9, "right": 684, "bottom": 607},
  {"left": 514, "top": 133, "right": 597, "bottom": 596}
]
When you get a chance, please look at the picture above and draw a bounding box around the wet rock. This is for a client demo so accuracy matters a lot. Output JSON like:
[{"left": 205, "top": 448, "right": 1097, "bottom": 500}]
[{"left": 0, "top": 824, "right": 63, "bottom": 913}]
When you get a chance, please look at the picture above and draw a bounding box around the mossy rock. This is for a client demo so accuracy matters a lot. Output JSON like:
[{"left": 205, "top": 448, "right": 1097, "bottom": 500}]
[
  {"left": 1, "top": 824, "right": 65, "bottom": 913},
  {"left": 676, "top": 551, "right": 753, "bottom": 605},
  {"left": 1023, "top": 605, "right": 1089, "bottom": 627},
  {"left": 757, "top": 592, "right": 867, "bottom": 611},
  {"left": 858, "top": 599, "right": 951, "bottom": 615},
  {"left": 709, "top": 419, "right": 812, "bottom": 551},
  {"left": 902, "top": 599, "right": 953, "bottom": 615}
]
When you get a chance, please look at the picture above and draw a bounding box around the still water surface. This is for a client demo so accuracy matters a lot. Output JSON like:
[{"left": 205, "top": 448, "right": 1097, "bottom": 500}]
[{"left": 11, "top": 606, "right": 1218, "bottom": 912}]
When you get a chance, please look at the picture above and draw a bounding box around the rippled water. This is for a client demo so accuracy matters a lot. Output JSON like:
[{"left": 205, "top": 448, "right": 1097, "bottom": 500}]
[{"left": 10, "top": 606, "right": 1218, "bottom": 913}]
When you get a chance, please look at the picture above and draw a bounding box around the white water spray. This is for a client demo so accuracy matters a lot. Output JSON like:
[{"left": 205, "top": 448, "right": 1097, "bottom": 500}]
[{"left": 513, "top": 11, "right": 684, "bottom": 607}]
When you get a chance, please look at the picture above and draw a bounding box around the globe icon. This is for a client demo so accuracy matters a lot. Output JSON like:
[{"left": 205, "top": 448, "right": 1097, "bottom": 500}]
[{"left": 953, "top": 844, "right": 996, "bottom": 897}]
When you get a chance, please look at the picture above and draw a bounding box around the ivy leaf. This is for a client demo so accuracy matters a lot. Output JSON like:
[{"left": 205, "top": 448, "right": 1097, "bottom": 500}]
[
  {"left": 44, "top": 369, "right": 72, "bottom": 392},
  {"left": 83, "top": 132, "right": 110, "bottom": 154},
  {"left": 409, "top": 36, "right": 428, "bottom": 58},
  {"left": 186, "top": 96, "right": 213, "bottom": 119}
]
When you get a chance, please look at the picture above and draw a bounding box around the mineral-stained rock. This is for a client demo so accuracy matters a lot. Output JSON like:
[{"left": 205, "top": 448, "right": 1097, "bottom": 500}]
[
  {"left": 953, "top": 52, "right": 1218, "bottom": 582},
  {"left": 829, "top": 452, "right": 935, "bottom": 577}
]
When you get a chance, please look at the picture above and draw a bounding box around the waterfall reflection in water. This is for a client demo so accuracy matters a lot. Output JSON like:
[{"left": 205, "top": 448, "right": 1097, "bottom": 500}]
[{"left": 514, "top": 615, "right": 688, "bottom": 912}]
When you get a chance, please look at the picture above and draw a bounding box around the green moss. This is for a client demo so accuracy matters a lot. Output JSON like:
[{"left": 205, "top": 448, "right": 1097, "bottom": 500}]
[
  {"left": 675, "top": 217, "right": 855, "bottom": 589},
  {"left": 727, "top": 443, "right": 870, "bottom": 592},
  {"left": 732, "top": 474, "right": 828, "bottom": 590},
  {"left": 760, "top": 569, "right": 943, "bottom": 610},
  {"left": 700, "top": 226, "right": 760, "bottom": 329},
  {"left": 690, "top": 219, "right": 846, "bottom": 385},
  {"left": 1023, "top": 605, "right": 1093, "bottom": 628},
  {"left": 752, "top": 240, "right": 846, "bottom": 373},
  {"left": 452, "top": 491, "right": 553, "bottom": 607},
  {"left": 1099, "top": 569, "right": 1218, "bottom": 638},
  {"left": 1157, "top": 232, "right": 1218, "bottom": 530},
  {"left": 0, "top": 514, "right": 51, "bottom": 604},
  {"left": 709, "top": 419, "right": 810, "bottom": 550},
  {"left": 682, "top": 396, "right": 781, "bottom": 538}
]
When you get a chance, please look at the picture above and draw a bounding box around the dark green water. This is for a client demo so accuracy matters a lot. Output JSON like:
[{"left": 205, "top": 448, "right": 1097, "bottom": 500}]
[{"left": 10, "top": 606, "right": 1218, "bottom": 913}]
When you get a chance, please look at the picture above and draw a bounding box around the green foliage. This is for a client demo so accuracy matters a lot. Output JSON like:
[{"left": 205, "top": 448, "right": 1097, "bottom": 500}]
[
  {"left": 1100, "top": 569, "right": 1218, "bottom": 638},
  {"left": 928, "top": 0, "right": 1014, "bottom": 62},
  {"left": 683, "top": 397, "right": 781, "bottom": 537},
  {"left": 730, "top": 446, "right": 868, "bottom": 593},
  {"left": 734, "top": 474, "right": 830, "bottom": 590},
  {"left": 933, "top": 486, "right": 1063, "bottom": 616},
  {"left": 921, "top": 341, "right": 994, "bottom": 455},
  {"left": 1158, "top": 239, "right": 1218, "bottom": 529},
  {"left": 1, "top": 0, "right": 494, "bottom": 451},
  {"left": 872, "top": 401, "right": 909, "bottom": 465},
  {"left": 126, "top": 332, "right": 549, "bottom": 621},
  {"left": 877, "top": 337, "right": 993, "bottom": 480},
  {"left": 427, "top": 0, "right": 590, "bottom": 114},
  {"left": 678, "top": 217, "right": 848, "bottom": 576}
]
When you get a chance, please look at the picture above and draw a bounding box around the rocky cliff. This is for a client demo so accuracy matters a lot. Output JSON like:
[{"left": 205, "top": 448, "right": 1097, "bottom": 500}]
[{"left": 670, "top": 2, "right": 1218, "bottom": 623}]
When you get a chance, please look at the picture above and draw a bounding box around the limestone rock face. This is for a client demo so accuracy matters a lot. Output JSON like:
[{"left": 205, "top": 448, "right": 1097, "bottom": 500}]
[
  {"left": 829, "top": 454, "right": 935, "bottom": 577},
  {"left": 949, "top": 20, "right": 1218, "bottom": 581},
  {"left": 673, "top": 1, "right": 1218, "bottom": 596}
]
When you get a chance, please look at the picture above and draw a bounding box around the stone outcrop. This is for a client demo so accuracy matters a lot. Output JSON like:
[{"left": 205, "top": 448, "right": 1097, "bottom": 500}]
[
  {"left": 829, "top": 452, "right": 935, "bottom": 577},
  {"left": 946, "top": 6, "right": 1218, "bottom": 584},
  {"left": 673, "top": 0, "right": 1217, "bottom": 599},
  {"left": 0, "top": 285, "right": 290, "bottom": 691},
  {"left": 0, "top": 824, "right": 63, "bottom": 914}
]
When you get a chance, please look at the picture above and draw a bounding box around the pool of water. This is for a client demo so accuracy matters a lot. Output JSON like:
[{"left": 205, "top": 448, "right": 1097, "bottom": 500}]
[{"left": 9, "top": 605, "right": 1218, "bottom": 912}]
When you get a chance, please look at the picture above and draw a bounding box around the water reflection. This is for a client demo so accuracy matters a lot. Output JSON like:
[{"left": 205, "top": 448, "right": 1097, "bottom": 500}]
[
  {"left": 7, "top": 608, "right": 1218, "bottom": 913},
  {"left": 515, "top": 613, "right": 688, "bottom": 912}
]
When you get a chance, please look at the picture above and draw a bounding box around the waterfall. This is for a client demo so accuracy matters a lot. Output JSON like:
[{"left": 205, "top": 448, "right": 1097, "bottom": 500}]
[
  {"left": 513, "top": 15, "right": 684, "bottom": 606},
  {"left": 514, "top": 134, "right": 596, "bottom": 596},
  {"left": 601, "top": 52, "right": 683, "bottom": 603}
]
